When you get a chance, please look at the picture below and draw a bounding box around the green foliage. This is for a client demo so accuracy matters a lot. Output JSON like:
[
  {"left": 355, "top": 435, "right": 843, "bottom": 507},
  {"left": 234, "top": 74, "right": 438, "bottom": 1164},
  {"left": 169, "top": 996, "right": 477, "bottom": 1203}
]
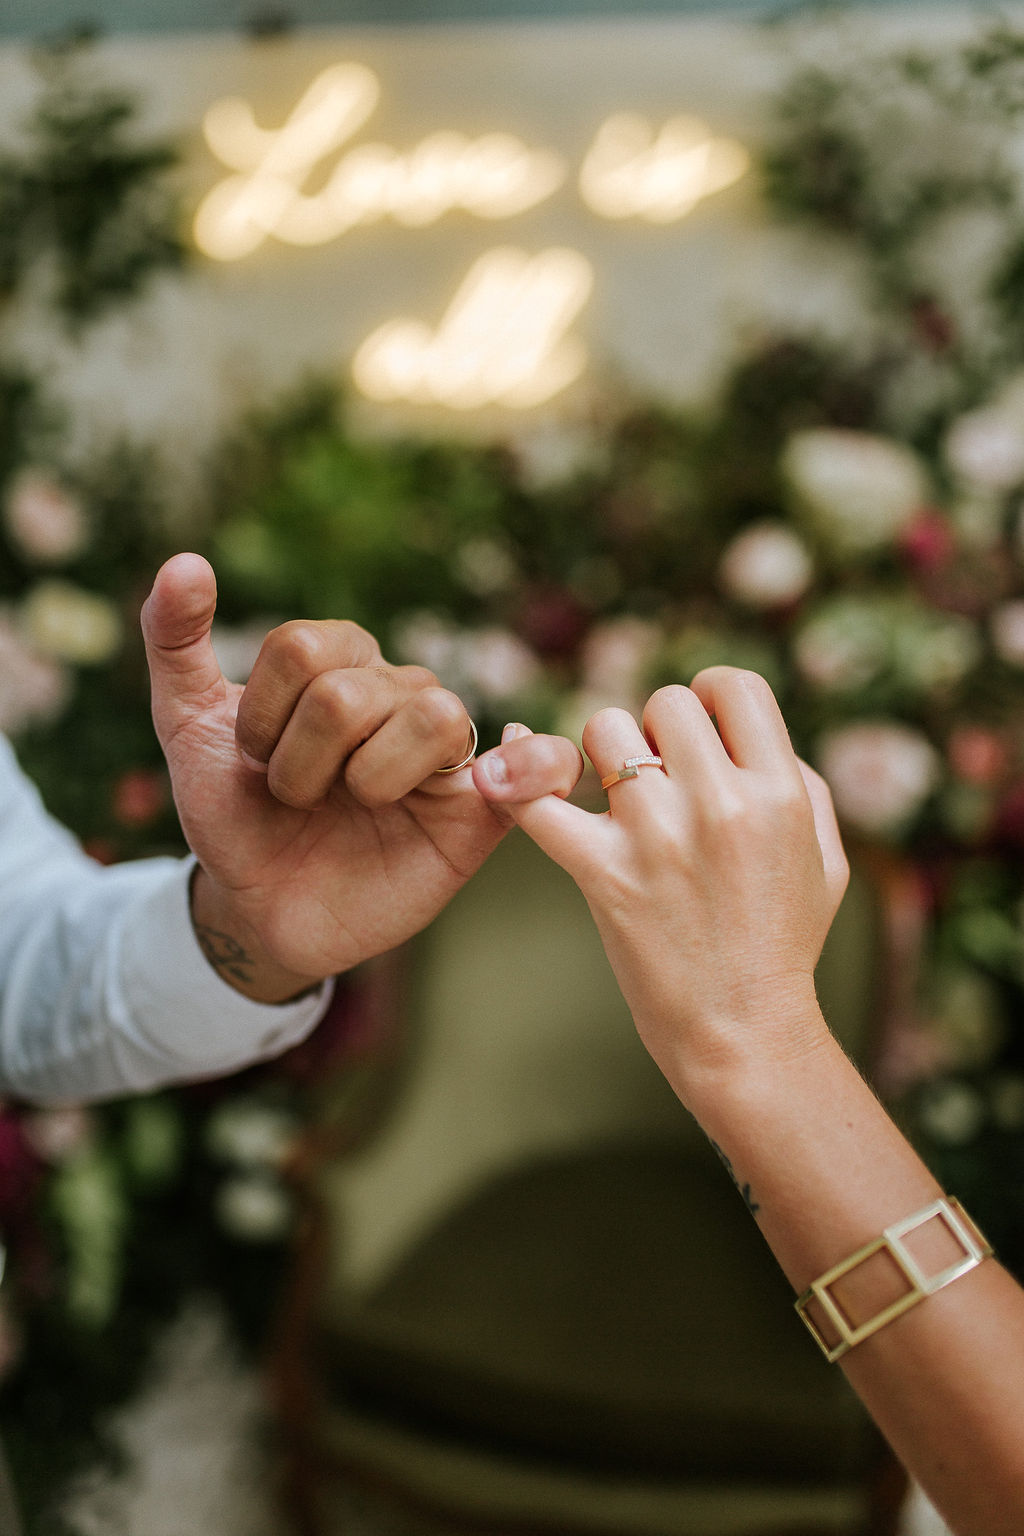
[{"left": 0, "top": 42, "right": 184, "bottom": 326}]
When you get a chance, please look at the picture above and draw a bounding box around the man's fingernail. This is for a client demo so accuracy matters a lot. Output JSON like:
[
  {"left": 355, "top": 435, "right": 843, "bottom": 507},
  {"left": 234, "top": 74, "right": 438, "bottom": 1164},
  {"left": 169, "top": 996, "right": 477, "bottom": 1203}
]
[
  {"left": 239, "top": 749, "right": 269, "bottom": 774},
  {"left": 477, "top": 751, "right": 510, "bottom": 788},
  {"left": 502, "top": 722, "right": 527, "bottom": 743}
]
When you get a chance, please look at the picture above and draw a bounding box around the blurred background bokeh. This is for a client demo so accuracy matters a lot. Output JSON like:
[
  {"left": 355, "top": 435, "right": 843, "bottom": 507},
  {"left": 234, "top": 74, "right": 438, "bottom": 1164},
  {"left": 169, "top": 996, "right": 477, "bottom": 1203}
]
[{"left": 3, "top": 3, "right": 1024, "bottom": 1534}]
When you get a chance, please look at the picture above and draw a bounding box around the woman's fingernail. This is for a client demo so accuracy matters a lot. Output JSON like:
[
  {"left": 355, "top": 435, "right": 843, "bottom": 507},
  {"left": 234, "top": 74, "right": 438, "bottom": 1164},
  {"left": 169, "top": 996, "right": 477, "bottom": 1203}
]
[
  {"left": 239, "top": 749, "right": 269, "bottom": 774},
  {"left": 477, "top": 751, "right": 510, "bottom": 788},
  {"left": 502, "top": 722, "right": 527, "bottom": 743}
]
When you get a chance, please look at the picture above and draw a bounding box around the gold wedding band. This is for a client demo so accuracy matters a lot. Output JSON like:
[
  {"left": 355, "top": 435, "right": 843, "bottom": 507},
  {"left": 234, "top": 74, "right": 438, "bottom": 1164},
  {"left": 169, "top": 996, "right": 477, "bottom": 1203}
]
[
  {"left": 434, "top": 719, "right": 479, "bottom": 775},
  {"left": 601, "top": 754, "right": 664, "bottom": 792}
]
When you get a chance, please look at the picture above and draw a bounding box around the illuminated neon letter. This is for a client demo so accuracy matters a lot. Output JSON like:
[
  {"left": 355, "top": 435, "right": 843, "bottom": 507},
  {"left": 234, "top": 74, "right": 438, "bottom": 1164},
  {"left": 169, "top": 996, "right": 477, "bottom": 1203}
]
[
  {"left": 352, "top": 247, "right": 594, "bottom": 410},
  {"left": 194, "top": 65, "right": 564, "bottom": 261},
  {"left": 580, "top": 113, "right": 748, "bottom": 222}
]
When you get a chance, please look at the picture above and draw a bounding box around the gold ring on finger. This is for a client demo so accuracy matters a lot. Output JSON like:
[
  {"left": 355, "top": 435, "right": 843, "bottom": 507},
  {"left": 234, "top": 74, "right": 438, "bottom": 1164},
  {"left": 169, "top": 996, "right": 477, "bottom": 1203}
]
[
  {"left": 433, "top": 719, "right": 479, "bottom": 775},
  {"left": 601, "top": 754, "right": 664, "bottom": 792}
]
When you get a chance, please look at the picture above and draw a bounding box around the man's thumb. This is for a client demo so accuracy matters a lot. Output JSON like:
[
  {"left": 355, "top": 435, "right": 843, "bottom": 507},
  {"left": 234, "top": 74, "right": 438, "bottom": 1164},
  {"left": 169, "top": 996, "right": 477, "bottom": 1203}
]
[{"left": 141, "top": 553, "right": 226, "bottom": 740}]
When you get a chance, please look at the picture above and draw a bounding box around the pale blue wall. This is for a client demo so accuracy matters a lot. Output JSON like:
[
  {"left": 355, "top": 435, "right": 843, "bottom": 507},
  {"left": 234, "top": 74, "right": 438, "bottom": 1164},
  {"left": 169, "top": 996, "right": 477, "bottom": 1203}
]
[{"left": 0, "top": 0, "right": 958, "bottom": 40}]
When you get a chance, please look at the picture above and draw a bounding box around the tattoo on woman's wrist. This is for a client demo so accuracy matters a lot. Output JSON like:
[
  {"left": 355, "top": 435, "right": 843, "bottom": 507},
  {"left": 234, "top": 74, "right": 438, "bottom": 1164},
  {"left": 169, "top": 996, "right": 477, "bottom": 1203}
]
[
  {"left": 710, "top": 1139, "right": 760, "bottom": 1217},
  {"left": 194, "top": 923, "right": 256, "bottom": 986}
]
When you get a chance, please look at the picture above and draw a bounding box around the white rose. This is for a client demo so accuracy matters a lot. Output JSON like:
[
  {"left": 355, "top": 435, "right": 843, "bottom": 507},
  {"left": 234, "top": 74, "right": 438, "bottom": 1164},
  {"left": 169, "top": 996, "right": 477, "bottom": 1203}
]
[
  {"left": 580, "top": 616, "right": 661, "bottom": 697},
  {"left": 4, "top": 469, "right": 88, "bottom": 564},
  {"left": 462, "top": 628, "right": 542, "bottom": 701},
  {"left": 22, "top": 581, "right": 122, "bottom": 665},
  {"left": 947, "top": 372, "right": 1024, "bottom": 492},
  {"left": 991, "top": 601, "right": 1024, "bottom": 666},
  {"left": 916, "top": 1080, "right": 985, "bottom": 1147},
  {"left": 782, "top": 428, "right": 929, "bottom": 553},
  {"left": 0, "top": 613, "right": 70, "bottom": 733},
  {"left": 718, "top": 522, "right": 814, "bottom": 609},
  {"left": 206, "top": 1103, "right": 297, "bottom": 1169},
  {"left": 215, "top": 1174, "right": 292, "bottom": 1242},
  {"left": 946, "top": 409, "right": 1024, "bottom": 492},
  {"left": 817, "top": 720, "right": 941, "bottom": 836}
]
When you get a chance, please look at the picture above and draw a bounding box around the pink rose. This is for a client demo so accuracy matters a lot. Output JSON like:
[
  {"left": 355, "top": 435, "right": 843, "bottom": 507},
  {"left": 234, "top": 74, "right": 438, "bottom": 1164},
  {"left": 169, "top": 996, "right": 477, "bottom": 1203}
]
[
  {"left": 580, "top": 617, "right": 661, "bottom": 697},
  {"left": 818, "top": 721, "right": 941, "bottom": 836},
  {"left": 947, "top": 727, "right": 1009, "bottom": 786},
  {"left": 112, "top": 769, "right": 169, "bottom": 828},
  {"left": 899, "top": 509, "right": 956, "bottom": 572},
  {"left": 4, "top": 470, "right": 88, "bottom": 564},
  {"left": 22, "top": 1105, "right": 94, "bottom": 1163},
  {"left": 0, "top": 615, "right": 69, "bottom": 734}
]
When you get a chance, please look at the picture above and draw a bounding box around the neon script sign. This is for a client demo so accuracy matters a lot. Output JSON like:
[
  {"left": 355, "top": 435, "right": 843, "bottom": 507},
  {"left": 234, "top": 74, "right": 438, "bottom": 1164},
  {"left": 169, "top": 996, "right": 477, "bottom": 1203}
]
[{"left": 194, "top": 64, "right": 749, "bottom": 408}]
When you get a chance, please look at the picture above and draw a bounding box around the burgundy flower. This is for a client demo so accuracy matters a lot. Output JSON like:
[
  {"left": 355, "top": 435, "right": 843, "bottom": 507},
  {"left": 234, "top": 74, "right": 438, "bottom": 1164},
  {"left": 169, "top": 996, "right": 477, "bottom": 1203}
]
[
  {"left": 994, "top": 781, "right": 1024, "bottom": 850},
  {"left": 899, "top": 508, "right": 956, "bottom": 573},
  {"left": 0, "top": 1113, "right": 44, "bottom": 1224},
  {"left": 516, "top": 585, "right": 590, "bottom": 658},
  {"left": 910, "top": 296, "right": 957, "bottom": 353}
]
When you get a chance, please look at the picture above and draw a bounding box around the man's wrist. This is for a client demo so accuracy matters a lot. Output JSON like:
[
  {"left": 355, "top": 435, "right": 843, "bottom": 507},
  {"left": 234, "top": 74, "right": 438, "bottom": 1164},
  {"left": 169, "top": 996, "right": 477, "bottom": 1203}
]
[{"left": 189, "top": 866, "right": 326, "bottom": 1004}]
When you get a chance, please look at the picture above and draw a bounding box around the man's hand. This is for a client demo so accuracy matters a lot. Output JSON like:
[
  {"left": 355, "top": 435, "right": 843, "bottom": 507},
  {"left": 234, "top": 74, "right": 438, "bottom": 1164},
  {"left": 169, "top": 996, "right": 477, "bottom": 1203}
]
[{"left": 141, "top": 554, "right": 578, "bottom": 1001}]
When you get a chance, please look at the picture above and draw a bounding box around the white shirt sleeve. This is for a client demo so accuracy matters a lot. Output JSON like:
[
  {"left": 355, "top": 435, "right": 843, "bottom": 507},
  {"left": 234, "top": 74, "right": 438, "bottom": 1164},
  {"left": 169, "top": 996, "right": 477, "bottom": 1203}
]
[{"left": 0, "top": 736, "right": 333, "bottom": 1103}]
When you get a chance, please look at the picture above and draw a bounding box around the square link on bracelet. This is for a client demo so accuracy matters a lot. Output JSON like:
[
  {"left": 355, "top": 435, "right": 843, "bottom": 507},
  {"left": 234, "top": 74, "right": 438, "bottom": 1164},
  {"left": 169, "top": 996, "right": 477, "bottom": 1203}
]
[{"left": 795, "top": 1197, "right": 993, "bottom": 1363}]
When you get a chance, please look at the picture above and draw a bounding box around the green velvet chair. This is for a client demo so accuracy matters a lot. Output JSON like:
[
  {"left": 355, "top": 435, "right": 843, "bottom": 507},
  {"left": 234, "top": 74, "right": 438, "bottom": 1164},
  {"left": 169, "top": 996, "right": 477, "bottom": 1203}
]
[{"left": 274, "top": 828, "right": 898, "bottom": 1536}]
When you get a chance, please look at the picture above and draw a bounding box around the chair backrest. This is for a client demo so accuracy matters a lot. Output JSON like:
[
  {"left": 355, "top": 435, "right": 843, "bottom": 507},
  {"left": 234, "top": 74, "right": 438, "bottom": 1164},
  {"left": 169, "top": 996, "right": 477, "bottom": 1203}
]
[{"left": 316, "top": 827, "right": 880, "bottom": 1298}]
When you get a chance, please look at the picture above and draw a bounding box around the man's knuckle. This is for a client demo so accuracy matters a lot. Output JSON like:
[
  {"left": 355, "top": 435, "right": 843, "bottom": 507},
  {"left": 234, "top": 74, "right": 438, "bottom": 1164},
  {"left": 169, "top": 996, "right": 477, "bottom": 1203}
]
[
  {"left": 415, "top": 686, "right": 467, "bottom": 737},
  {"left": 396, "top": 663, "right": 440, "bottom": 692},
  {"left": 269, "top": 620, "right": 330, "bottom": 676},
  {"left": 305, "top": 672, "right": 361, "bottom": 731}
]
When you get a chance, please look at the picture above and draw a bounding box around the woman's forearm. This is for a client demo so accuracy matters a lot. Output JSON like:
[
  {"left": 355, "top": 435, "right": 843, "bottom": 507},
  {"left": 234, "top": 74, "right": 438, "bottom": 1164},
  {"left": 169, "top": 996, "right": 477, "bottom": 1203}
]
[
  {"left": 676, "top": 1011, "right": 1024, "bottom": 1536},
  {"left": 475, "top": 669, "right": 1024, "bottom": 1533}
]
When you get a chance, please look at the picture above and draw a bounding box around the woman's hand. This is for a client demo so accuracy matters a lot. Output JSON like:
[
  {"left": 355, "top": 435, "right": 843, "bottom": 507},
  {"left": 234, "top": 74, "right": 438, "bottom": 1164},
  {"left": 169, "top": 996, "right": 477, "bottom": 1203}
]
[{"left": 475, "top": 668, "right": 848, "bottom": 1098}]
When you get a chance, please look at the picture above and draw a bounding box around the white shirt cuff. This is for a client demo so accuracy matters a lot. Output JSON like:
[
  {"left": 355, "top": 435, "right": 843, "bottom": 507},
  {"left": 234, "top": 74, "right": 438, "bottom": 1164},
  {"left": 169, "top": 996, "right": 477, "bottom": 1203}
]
[{"left": 118, "top": 857, "right": 334, "bottom": 1079}]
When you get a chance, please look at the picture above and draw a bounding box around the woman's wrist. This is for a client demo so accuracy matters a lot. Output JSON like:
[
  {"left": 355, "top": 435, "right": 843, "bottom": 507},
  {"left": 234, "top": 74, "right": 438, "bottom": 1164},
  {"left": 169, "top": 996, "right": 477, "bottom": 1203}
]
[
  {"left": 642, "top": 976, "right": 833, "bottom": 1119},
  {"left": 189, "top": 865, "right": 326, "bottom": 1004}
]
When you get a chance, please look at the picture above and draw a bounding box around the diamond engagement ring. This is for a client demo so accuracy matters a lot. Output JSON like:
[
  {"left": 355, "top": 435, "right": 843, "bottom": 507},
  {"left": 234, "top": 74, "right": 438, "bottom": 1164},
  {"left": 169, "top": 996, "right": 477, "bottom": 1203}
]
[{"left": 601, "top": 754, "right": 665, "bottom": 792}]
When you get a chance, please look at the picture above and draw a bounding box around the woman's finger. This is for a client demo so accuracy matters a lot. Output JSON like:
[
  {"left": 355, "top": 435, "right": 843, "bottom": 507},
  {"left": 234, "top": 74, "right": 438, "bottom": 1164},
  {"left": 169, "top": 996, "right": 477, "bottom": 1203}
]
[
  {"left": 474, "top": 725, "right": 607, "bottom": 879},
  {"left": 582, "top": 706, "right": 671, "bottom": 816},
  {"left": 640, "top": 683, "right": 732, "bottom": 781},
  {"left": 688, "top": 666, "right": 803, "bottom": 780}
]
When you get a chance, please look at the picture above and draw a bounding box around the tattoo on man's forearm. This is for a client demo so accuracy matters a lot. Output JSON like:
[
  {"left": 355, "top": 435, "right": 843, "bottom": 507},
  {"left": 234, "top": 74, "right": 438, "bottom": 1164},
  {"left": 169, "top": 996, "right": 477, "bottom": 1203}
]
[
  {"left": 194, "top": 924, "right": 256, "bottom": 986},
  {"left": 710, "top": 1139, "right": 760, "bottom": 1217}
]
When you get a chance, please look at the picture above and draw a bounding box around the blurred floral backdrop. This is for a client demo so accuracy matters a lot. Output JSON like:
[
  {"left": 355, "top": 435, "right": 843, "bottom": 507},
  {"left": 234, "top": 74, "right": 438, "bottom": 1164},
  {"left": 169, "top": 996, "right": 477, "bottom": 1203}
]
[{"left": 8, "top": 22, "right": 1024, "bottom": 1531}]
